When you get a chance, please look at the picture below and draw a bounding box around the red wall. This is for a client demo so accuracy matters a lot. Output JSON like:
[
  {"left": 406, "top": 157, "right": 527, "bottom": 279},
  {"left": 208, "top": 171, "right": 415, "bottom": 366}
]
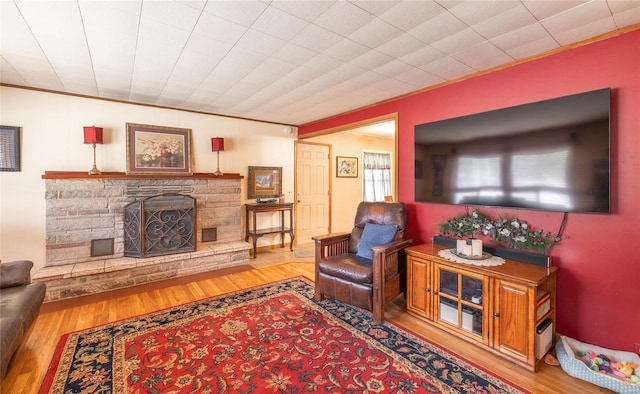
[{"left": 300, "top": 29, "right": 640, "bottom": 352}]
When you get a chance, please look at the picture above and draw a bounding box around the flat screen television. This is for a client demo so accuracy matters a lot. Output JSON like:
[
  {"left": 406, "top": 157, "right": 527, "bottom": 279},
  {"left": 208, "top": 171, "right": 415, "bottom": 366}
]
[{"left": 414, "top": 88, "right": 611, "bottom": 214}]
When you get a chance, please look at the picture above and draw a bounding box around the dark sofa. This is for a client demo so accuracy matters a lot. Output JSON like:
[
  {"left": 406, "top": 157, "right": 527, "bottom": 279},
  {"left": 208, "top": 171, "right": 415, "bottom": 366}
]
[{"left": 0, "top": 260, "right": 46, "bottom": 381}]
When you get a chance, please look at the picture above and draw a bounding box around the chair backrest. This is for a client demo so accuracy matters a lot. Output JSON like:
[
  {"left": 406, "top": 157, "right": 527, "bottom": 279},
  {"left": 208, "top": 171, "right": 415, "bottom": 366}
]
[{"left": 348, "top": 201, "right": 407, "bottom": 253}]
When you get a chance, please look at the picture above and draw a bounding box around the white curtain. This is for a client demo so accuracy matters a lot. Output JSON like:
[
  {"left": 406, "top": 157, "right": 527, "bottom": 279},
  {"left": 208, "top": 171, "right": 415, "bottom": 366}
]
[{"left": 363, "top": 152, "right": 391, "bottom": 201}]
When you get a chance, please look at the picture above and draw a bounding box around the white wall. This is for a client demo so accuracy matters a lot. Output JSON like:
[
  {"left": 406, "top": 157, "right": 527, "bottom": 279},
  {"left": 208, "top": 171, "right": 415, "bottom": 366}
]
[
  {"left": 305, "top": 132, "right": 395, "bottom": 233},
  {"left": 0, "top": 87, "right": 296, "bottom": 269}
]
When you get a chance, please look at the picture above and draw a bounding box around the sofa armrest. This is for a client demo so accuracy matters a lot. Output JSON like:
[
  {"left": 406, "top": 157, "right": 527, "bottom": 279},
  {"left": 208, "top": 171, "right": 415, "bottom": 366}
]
[{"left": 0, "top": 260, "right": 34, "bottom": 289}]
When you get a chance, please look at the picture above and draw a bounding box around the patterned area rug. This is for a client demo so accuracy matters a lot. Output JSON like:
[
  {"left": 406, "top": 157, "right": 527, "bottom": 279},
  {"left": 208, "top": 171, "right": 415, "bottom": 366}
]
[{"left": 40, "top": 278, "right": 529, "bottom": 393}]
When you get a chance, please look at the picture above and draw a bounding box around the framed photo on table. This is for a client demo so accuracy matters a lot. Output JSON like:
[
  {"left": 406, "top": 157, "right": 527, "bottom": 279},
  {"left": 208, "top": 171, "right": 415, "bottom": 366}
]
[
  {"left": 336, "top": 156, "right": 358, "bottom": 178},
  {"left": 0, "top": 125, "right": 21, "bottom": 172},
  {"left": 248, "top": 166, "right": 282, "bottom": 199},
  {"left": 126, "top": 123, "right": 192, "bottom": 175}
]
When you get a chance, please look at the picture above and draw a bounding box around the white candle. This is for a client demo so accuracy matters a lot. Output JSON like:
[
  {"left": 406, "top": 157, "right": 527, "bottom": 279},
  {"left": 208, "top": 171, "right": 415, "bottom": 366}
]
[
  {"left": 463, "top": 242, "right": 473, "bottom": 256},
  {"left": 456, "top": 240, "right": 466, "bottom": 254},
  {"left": 472, "top": 239, "right": 483, "bottom": 256}
]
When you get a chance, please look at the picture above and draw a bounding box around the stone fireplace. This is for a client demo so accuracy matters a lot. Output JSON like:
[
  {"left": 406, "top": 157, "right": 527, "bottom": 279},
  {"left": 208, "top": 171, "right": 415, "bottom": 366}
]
[{"left": 34, "top": 171, "right": 250, "bottom": 301}]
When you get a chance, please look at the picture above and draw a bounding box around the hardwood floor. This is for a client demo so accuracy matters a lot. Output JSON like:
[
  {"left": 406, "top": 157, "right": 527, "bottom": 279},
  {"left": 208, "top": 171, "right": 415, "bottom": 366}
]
[{"left": 2, "top": 249, "right": 610, "bottom": 393}]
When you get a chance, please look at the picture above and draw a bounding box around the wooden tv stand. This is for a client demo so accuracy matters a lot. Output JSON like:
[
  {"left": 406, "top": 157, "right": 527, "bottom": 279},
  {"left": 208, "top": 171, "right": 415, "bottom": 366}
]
[{"left": 405, "top": 243, "right": 557, "bottom": 371}]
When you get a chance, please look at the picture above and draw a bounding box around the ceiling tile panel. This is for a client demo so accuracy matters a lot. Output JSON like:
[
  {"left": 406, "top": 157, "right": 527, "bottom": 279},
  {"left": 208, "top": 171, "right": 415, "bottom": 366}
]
[
  {"left": 431, "top": 28, "right": 486, "bottom": 54},
  {"left": 270, "top": 0, "right": 335, "bottom": 22},
  {"left": 291, "top": 24, "right": 343, "bottom": 52},
  {"left": 451, "top": 41, "right": 514, "bottom": 71},
  {"left": 448, "top": 1, "right": 521, "bottom": 26},
  {"left": 235, "top": 29, "right": 287, "bottom": 56},
  {"left": 393, "top": 67, "right": 445, "bottom": 87},
  {"left": 549, "top": 17, "right": 618, "bottom": 46},
  {"left": 399, "top": 45, "right": 445, "bottom": 68},
  {"left": 322, "top": 38, "right": 370, "bottom": 62},
  {"left": 350, "top": 1, "right": 397, "bottom": 17},
  {"left": 419, "top": 56, "right": 476, "bottom": 80},
  {"left": 408, "top": 11, "right": 468, "bottom": 44},
  {"left": 472, "top": 4, "right": 538, "bottom": 39},
  {"left": 378, "top": 1, "right": 447, "bottom": 31},
  {"left": 376, "top": 33, "right": 427, "bottom": 59},
  {"left": 202, "top": 0, "right": 267, "bottom": 27},
  {"left": 272, "top": 43, "right": 319, "bottom": 65},
  {"left": 251, "top": 6, "right": 309, "bottom": 41},
  {"left": 523, "top": 0, "right": 588, "bottom": 21},
  {"left": 314, "top": 2, "right": 376, "bottom": 36},
  {"left": 193, "top": 12, "right": 248, "bottom": 45},
  {"left": 0, "top": 57, "right": 27, "bottom": 86},
  {"left": 611, "top": 5, "right": 640, "bottom": 28},
  {"left": 491, "top": 23, "right": 559, "bottom": 59},
  {"left": 540, "top": 1, "right": 613, "bottom": 34},
  {"left": 348, "top": 18, "right": 403, "bottom": 48}
]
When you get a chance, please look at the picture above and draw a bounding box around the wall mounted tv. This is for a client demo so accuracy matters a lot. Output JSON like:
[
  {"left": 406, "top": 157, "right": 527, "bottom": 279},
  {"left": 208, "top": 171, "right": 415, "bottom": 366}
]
[{"left": 414, "top": 88, "right": 611, "bottom": 214}]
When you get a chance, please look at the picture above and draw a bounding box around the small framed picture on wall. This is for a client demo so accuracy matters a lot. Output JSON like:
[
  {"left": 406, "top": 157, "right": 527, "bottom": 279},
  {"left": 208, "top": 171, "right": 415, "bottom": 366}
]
[{"left": 336, "top": 156, "right": 358, "bottom": 178}]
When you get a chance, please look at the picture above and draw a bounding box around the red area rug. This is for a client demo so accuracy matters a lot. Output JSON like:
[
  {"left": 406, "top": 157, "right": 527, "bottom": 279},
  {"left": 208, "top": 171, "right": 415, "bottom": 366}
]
[{"left": 40, "top": 278, "right": 529, "bottom": 393}]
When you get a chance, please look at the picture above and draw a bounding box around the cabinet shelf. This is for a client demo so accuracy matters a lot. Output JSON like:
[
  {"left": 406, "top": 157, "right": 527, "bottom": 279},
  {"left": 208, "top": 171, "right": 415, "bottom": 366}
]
[{"left": 406, "top": 243, "right": 558, "bottom": 372}]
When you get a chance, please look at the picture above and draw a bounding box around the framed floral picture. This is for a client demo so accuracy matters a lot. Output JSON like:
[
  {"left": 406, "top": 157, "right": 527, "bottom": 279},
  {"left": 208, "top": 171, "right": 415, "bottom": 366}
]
[
  {"left": 336, "top": 156, "right": 358, "bottom": 178},
  {"left": 248, "top": 166, "right": 282, "bottom": 199},
  {"left": 126, "top": 123, "right": 192, "bottom": 175}
]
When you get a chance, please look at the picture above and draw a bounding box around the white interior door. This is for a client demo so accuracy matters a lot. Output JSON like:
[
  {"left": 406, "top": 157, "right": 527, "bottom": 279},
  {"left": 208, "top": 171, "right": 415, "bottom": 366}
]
[{"left": 295, "top": 142, "right": 330, "bottom": 244}]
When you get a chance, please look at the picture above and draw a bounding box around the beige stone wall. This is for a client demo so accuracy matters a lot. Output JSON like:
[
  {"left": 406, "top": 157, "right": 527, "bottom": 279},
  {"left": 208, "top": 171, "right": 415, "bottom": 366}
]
[{"left": 45, "top": 177, "right": 242, "bottom": 267}]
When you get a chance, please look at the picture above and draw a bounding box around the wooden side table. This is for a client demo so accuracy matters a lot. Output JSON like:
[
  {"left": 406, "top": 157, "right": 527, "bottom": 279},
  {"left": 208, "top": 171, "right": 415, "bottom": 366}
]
[{"left": 245, "top": 202, "right": 294, "bottom": 258}]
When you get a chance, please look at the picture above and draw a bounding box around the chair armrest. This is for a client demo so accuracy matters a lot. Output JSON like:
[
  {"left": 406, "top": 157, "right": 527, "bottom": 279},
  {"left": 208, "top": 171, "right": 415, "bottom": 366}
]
[
  {"left": 371, "top": 239, "right": 413, "bottom": 256},
  {"left": 0, "top": 260, "right": 34, "bottom": 289},
  {"left": 313, "top": 232, "right": 351, "bottom": 261}
]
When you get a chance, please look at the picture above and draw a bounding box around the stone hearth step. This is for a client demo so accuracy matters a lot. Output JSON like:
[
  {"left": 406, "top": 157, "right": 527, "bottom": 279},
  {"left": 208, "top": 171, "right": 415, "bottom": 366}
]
[{"left": 33, "top": 241, "right": 251, "bottom": 302}]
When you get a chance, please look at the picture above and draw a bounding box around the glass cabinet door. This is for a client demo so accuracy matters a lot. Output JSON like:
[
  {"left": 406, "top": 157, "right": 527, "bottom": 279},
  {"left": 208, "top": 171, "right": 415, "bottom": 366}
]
[{"left": 437, "top": 266, "right": 485, "bottom": 338}]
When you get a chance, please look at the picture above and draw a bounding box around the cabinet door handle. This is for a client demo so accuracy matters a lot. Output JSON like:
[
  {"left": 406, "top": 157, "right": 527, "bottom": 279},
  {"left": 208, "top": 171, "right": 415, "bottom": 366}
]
[
  {"left": 494, "top": 312, "right": 500, "bottom": 318},
  {"left": 433, "top": 290, "right": 438, "bottom": 295},
  {"left": 425, "top": 288, "right": 430, "bottom": 293}
]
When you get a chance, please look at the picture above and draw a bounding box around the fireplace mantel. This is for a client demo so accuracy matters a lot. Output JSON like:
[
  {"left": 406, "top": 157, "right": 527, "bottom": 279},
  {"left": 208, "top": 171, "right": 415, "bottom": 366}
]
[{"left": 42, "top": 171, "right": 243, "bottom": 180}]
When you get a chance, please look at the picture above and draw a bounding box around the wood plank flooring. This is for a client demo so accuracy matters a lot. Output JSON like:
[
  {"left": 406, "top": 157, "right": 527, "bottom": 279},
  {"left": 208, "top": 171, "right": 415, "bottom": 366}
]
[{"left": 1, "top": 249, "right": 610, "bottom": 393}]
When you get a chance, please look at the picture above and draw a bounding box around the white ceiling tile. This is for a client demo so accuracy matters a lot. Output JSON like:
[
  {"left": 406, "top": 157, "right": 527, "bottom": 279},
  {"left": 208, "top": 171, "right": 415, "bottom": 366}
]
[
  {"left": 270, "top": 0, "right": 335, "bottom": 22},
  {"left": 303, "top": 53, "right": 345, "bottom": 74},
  {"left": 393, "top": 67, "right": 445, "bottom": 87},
  {"left": 612, "top": 5, "right": 640, "bottom": 28},
  {"left": 251, "top": 6, "right": 309, "bottom": 41},
  {"left": 376, "top": 33, "right": 427, "bottom": 59},
  {"left": 348, "top": 18, "right": 403, "bottom": 48},
  {"left": 400, "top": 45, "right": 444, "bottom": 68},
  {"left": 202, "top": 0, "right": 267, "bottom": 27},
  {"left": 550, "top": 16, "right": 618, "bottom": 46},
  {"left": 491, "top": 23, "right": 558, "bottom": 58},
  {"left": 349, "top": 49, "right": 394, "bottom": 70},
  {"left": 193, "top": 12, "right": 248, "bottom": 45},
  {"left": 374, "top": 59, "right": 415, "bottom": 78},
  {"left": 451, "top": 41, "right": 513, "bottom": 71},
  {"left": 409, "top": 11, "right": 468, "bottom": 44},
  {"left": 291, "top": 24, "right": 343, "bottom": 52},
  {"left": 350, "top": 1, "right": 398, "bottom": 16},
  {"left": 326, "top": 63, "right": 368, "bottom": 80},
  {"left": 523, "top": 1, "right": 588, "bottom": 21},
  {"left": 322, "top": 38, "right": 370, "bottom": 62},
  {"left": 272, "top": 43, "right": 318, "bottom": 66},
  {"left": 235, "top": 29, "right": 287, "bottom": 56},
  {"left": 142, "top": 1, "right": 201, "bottom": 31},
  {"left": 431, "top": 28, "right": 486, "bottom": 54},
  {"left": 314, "top": 2, "right": 376, "bottom": 36},
  {"left": 448, "top": 1, "right": 521, "bottom": 26},
  {"left": 419, "top": 56, "right": 476, "bottom": 80},
  {"left": 0, "top": 58, "right": 27, "bottom": 86},
  {"left": 540, "top": 1, "right": 613, "bottom": 34},
  {"left": 472, "top": 4, "right": 538, "bottom": 39},
  {"left": 379, "top": 1, "right": 447, "bottom": 31}
]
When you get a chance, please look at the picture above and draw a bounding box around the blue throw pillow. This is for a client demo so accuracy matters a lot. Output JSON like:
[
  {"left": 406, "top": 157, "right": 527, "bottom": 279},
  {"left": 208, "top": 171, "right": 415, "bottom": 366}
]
[{"left": 356, "top": 223, "right": 398, "bottom": 260}]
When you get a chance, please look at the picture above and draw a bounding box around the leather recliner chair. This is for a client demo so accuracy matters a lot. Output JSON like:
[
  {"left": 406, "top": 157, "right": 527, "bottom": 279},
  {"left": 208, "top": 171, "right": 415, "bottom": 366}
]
[{"left": 313, "top": 201, "right": 412, "bottom": 323}]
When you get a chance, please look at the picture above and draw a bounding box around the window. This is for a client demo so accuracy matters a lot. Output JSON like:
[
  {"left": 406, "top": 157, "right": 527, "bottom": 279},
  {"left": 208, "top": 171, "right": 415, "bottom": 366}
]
[{"left": 363, "top": 152, "right": 391, "bottom": 201}]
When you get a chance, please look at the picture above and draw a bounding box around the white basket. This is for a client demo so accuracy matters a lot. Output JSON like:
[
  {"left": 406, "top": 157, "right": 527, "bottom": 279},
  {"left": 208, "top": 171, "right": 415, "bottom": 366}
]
[{"left": 556, "top": 335, "right": 640, "bottom": 394}]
